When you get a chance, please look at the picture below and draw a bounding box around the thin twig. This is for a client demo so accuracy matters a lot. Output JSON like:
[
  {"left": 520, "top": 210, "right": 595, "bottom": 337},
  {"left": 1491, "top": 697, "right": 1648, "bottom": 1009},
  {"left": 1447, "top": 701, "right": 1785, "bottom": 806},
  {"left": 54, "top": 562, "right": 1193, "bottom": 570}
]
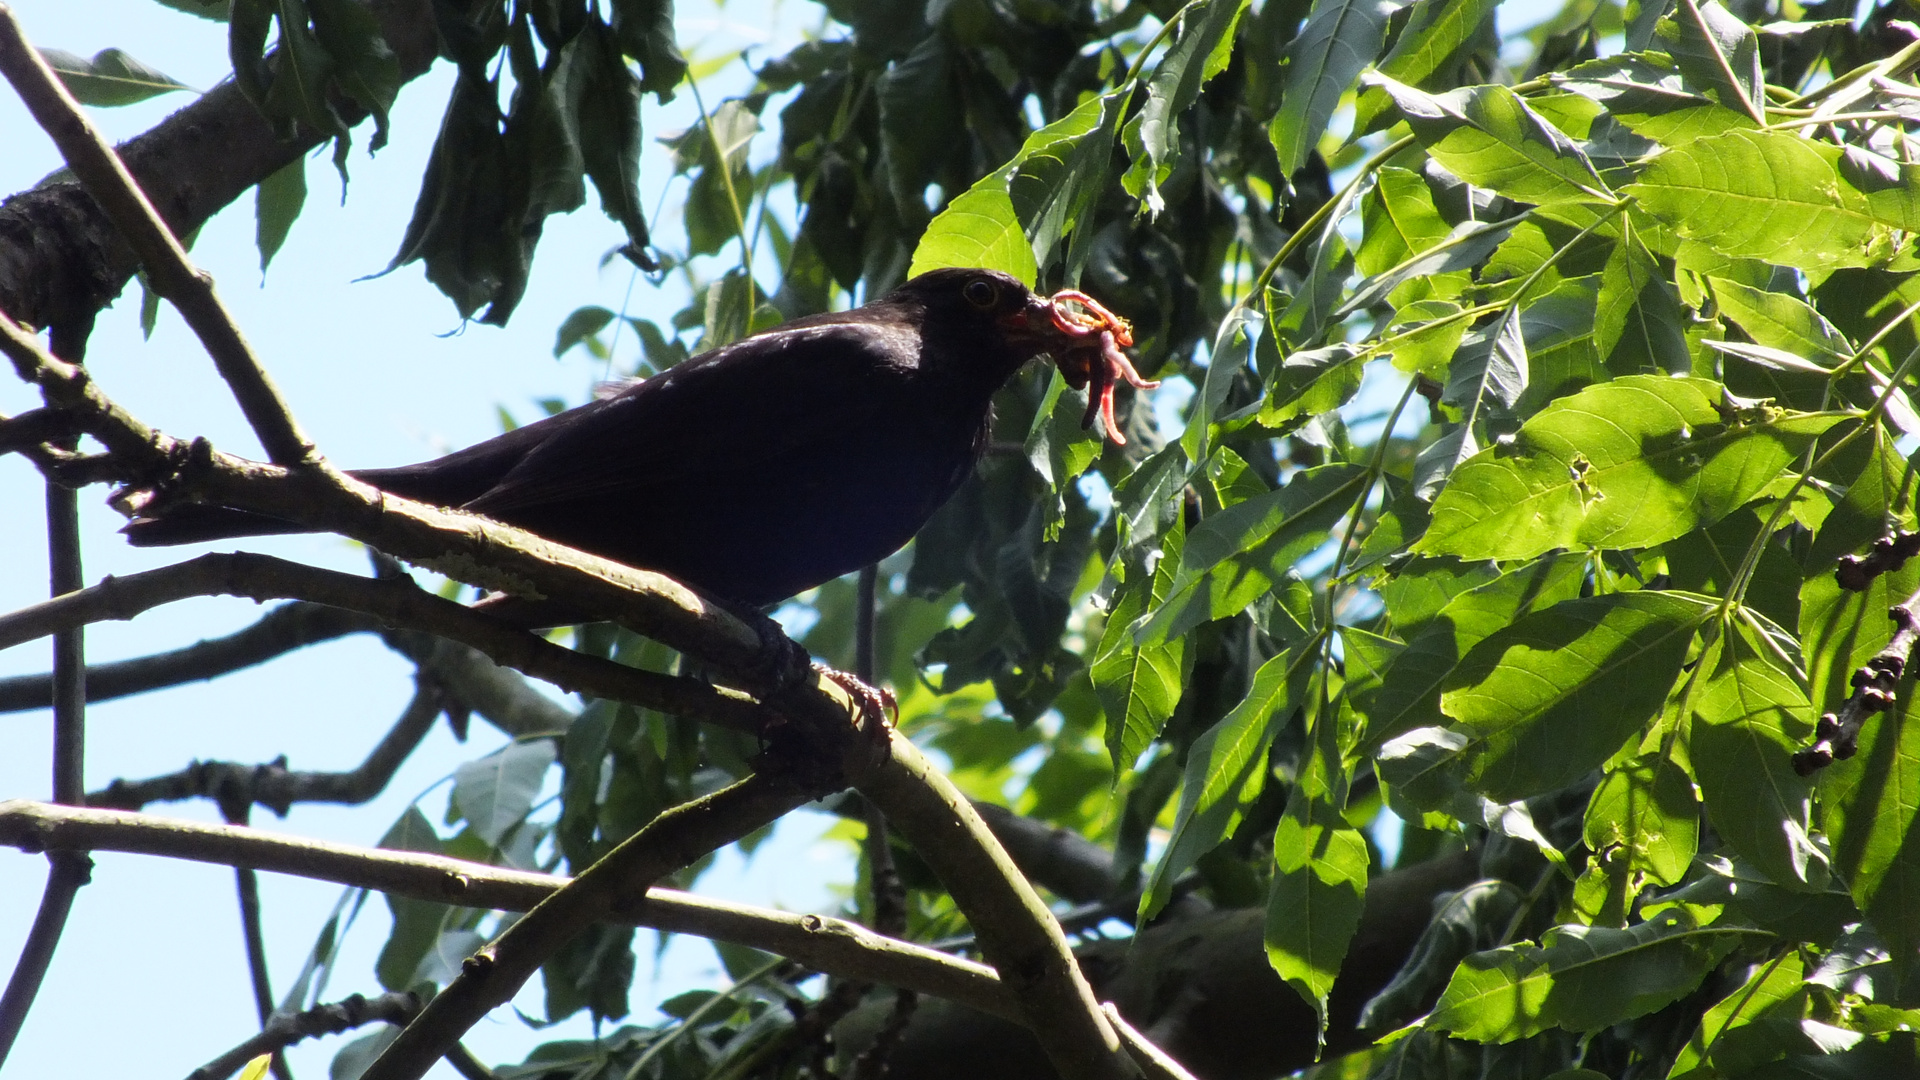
[
  {"left": 0, "top": 602, "right": 381, "bottom": 714},
  {"left": 91, "top": 676, "right": 446, "bottom": 815},
  {"left": 1795, "top": 572, "right": 1920, "bottom": 773},
  {"left": 0, "top": 799, "right": 1016, "bottom": 1020},
  {"left": 185, "top": 991, "right": 421, "bottom": 1080},
  {"left": 0, "top": 552, "right": 769, "bottom": 734},
  {"left": 360, "top": 767, "right": 837, "bottom": 1080},
  {"left": 0, "top": 4, "right": 313, "bottom": 465},
  {"left": 0, "top": 319, "right": 93, "bottom": 1070}
]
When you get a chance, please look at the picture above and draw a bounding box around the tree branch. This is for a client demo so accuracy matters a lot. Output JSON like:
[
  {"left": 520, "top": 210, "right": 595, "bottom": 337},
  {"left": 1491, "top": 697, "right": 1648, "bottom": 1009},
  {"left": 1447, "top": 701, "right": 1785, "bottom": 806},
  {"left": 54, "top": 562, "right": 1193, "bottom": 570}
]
[
  {"left": 0, "top": 602, "right": 382, "bottom": 714},
  {"left": 0, "top": 323, "right": 92, "bottom": 1070},
  {"left": 89, "top": 674, "right": 446, "bottom": 815},
  {"left": 1795, "top": 576, "right": 1920, "bottom": 772},
  {"left": 361, "top": 766, "right": 838, "bottom": 1080},
  {"left": 0, "top": 799, "right": 1017, "bottom": 1021},
  {"left": 0, "top": 0, "right": 438, "bottom": 337},
  {"left": 185, "top": 991, "right": 421, "bottom": 1080},
  {"left": 850, "top": 734, "right": 1140, "bottom": 1080},
  {"left": 0, "top": 552, "right": 768, "bottom": 734},
  {"left": 0, "top": 4, "right": 314, "bottom": 464}
]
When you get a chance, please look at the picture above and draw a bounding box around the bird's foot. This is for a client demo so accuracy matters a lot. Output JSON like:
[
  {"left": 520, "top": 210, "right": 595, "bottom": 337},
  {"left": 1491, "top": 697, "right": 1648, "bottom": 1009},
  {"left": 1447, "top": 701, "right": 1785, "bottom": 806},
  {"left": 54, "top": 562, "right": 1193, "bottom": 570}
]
[
  {"left": 1043, "top": 289, "right": 1158, "bottom": 447},
  {"left": 812, "top": 662, "right": 897, "bottom": 749}
]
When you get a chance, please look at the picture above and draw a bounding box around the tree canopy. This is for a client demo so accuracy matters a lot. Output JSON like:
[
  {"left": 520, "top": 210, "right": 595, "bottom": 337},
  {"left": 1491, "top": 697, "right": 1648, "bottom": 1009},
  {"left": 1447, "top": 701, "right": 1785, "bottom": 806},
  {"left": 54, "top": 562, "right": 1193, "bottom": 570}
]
[{"left": 4, "top": 0, "right": 1920, "bottom": 1078}]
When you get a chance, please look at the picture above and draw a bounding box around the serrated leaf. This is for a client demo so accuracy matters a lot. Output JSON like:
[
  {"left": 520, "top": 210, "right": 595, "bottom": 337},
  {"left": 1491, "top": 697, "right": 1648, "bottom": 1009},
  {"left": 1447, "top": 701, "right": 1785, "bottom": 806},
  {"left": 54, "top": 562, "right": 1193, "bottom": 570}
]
[
  {"left": 38, "top": 47, "right": 192, "bottom": 107},
  {"left": 1122, "top": 0, "right": 1249, "bottom": 216},
  {"left": 1095, "top": 517, "right": 1189, "bottom": 773},
  {"left": 1418, "top": 375, "right": 1844, "bottom": 560},
  {"left": 1009, "top": 90, "right": 1125, "bottom": 276},
  {"left": 1266, "top": 794, "right": 1370, "bottom": 1045},
  {"left": 1690, "top": 628, "right": 1828, "bottom": 891},
  {"left": 1629, "top": 130, "right": 1920, "bottom": 270},
  {"left": 1367, "top": 74, "right": 1612, "bottom": 205},
  {"left": 1141, "top": 645, "right": 1307, "bottom": 920},
  {"left": 1441, "top": 591, "right": 1712, "bottom": 802},
  {"left": 1350, "top": 0, "right": 1500, "bottom": 137},
  {"left": 1655, "top": 0, "right": 1764, "bottom": 124},
  {"left": 910, "top": 184, "right": 1038, "bottom": 286},
  {"left": 255, "top": 154, "right": 306, "bottom": 274},
  {"left": 452, "top": 739, "right": 558, "bottom": 847},
  {"left": 1135, "top": 464, "right": 1368, "bottom": 646},
  {"left": 1426, "top": 909, "right": 1738, "bottom": 1042},
  {"left": 1270, "top": 0, "right": 1396, "bottom": 174}
]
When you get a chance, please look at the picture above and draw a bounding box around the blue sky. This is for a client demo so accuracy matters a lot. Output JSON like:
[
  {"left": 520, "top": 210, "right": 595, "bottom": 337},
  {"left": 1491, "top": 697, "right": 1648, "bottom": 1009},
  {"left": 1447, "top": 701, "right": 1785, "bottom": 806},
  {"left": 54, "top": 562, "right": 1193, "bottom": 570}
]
[{"left": 0, "top": 3, "right": 849, "bottom": 1077}]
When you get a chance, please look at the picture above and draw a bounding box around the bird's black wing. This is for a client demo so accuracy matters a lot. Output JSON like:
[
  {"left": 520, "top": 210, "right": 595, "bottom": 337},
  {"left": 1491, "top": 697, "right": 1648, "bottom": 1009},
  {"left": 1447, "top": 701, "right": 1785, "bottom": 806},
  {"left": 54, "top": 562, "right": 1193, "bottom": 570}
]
[{"left": 463, "top": 319, "right": 920, "bottom": 516}]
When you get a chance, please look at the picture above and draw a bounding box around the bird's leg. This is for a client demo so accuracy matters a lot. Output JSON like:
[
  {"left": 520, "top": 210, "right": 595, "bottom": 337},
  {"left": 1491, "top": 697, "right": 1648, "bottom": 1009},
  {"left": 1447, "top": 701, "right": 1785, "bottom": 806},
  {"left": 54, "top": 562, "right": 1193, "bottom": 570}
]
[{"left": 813, "top": 662, "right": 898, "bottom": 748}]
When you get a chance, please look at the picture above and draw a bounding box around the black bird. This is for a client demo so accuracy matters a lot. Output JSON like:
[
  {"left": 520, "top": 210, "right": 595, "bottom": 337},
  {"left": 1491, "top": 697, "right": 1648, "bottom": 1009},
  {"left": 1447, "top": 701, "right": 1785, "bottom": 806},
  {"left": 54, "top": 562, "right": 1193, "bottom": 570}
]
[{"left": 124, "top": 268, "right": 1147, "bottom": 612}]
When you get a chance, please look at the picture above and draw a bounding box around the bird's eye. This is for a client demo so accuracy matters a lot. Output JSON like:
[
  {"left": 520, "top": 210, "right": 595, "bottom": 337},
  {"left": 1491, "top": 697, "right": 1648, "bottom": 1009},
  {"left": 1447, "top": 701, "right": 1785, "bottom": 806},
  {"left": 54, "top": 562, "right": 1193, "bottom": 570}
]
[{"left": 963, "top": 279, "right": 998, "bottom": 308}]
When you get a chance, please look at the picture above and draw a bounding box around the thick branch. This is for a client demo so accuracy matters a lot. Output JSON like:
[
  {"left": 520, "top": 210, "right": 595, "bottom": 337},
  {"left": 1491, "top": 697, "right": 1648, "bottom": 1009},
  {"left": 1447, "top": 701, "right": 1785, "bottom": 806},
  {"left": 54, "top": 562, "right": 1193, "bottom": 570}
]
[
  {"left": 0, "top": 552, "right": 767, "bottom": 733},
  {"left": 186, "top": 991, "right": 421, "bottom": 1080},
  {"left": 0, "top": 799, "right": 1015, "bottom": 1020},
  {"left": 0, "top": 601, "right": 381, "bottom": 713},
  {"left": 0, "top": 4, "right": 312, "bottom": 463},
  {"left": 0, "top": 0, "right": 438, "bottom": 373},
  {"left": 851, "top": 733, "right": 1139, "bottom": 1080},
  {"left": 89, "top": 675, "right": 445, "bottom": 814},
  {"left": 361, "top": 767, "right": 836, "bottom": 1080}
]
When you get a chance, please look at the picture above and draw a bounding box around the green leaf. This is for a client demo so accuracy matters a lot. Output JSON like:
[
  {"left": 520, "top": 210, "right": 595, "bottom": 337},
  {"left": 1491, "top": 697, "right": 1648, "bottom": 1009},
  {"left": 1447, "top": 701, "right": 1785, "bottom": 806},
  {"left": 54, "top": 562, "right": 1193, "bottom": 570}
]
[
  {"left": 565, "top": 22, "right": 654, "bottom": 267},
  {"left": 1009, "top": 90, "right": 1125, "bottom": 276},
  {"left": 1585, "top": 754, "right": 1698, "bottom": 889},
  {"left": 1426, "top": 908, "right": 1738, "bottom": 1042},
  {"left": 1654, "top": 0, "right": 1764, "bottom": 124},
  {"left": 309, "top": 0, "right": 401, "bottom": 149},
  {"left": 254, "top": 155, "right": 307, "bottom": 274},
  {"left": 1122, "top": 0, "right": 1249, "bottom": 215},
  {"left": 1350, "top": 0, "right": 1501, "bottom": 137},
  {"left": 608, "top": 0, "right": 687, "bottom": 100},
  {"left": 1801, "top": 542, "right": 1920, "bottom": 719},
  {"left": 1266, "top": 794, "right": 1370, "bottom": 1044},
  {"left": 909, "top": 184, "right": 1039, "bottom": 286},
  {"left": 153, "top": 0, "right": 229, "bottom": 20},
  {"left": 1629, "top": 129, "right": 1920, "bottom": 270},
  {"left": 451, "top": 739, "right": 558, "bottom": 848},
  {"left": 38, "top": 47, "right": 192, "bottom": 106},
  {"left": 1141, "top": 645, "right": 1307, "bottom": 920},
  {"left": 1377, "top": 726, "right": 1569, "bottom": 867},
  {"left": 1691, "top": 628, "right": 1828, "bottom": 891},
  {"left": 877, "top": 35, "right": 958, "bottom": 223},
  {"left": 1597, "top": 232, "right": 1689, "bottom": 373},
  {"left": 1819, "top": 679, "right": 1920, "bottom": 962},
  {"left": 553, "top": 305, "right": 616, "bottom": 358},
  {"left": 1270, "top": 0, "right": 1395, "bottom": 175},
  {"left": 1418, "top": 375, "right": 1844, "bottom": 561},
  {"left": 1366, "top": 554, "right": 1588, "bottom": 750},
  {"left": 1257, "top": 342, "right": 1366, "bottom": 429},
  {"left": 1135, "top": 464, "right": 1368, "bottom": 646},
  {"left": 1441, "top": 591, "right": 1712, "bottom": 802},
  {"left": 1668, "top": 952, "right": 1809, "bottom": 1080},
  {"left": 661, "top": 98, "right": 757, "bottom": 258},
  {"left": 1366, "top": 75, "right": 1612, "bottom": 205},
  {"left": 1549, "top": 53, "right": 1752, "bottom": 147},
  {"left": 1709, "top": 276, "right": 1852, "bottom": 366},
  {"left": 1095, "top": 515, "right": 1189, "bottom": 773}
]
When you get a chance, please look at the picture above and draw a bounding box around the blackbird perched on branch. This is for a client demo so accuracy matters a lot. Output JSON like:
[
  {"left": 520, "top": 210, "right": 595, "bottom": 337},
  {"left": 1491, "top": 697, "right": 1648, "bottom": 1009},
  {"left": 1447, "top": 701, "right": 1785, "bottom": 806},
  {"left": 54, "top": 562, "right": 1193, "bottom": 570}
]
[{"left": 123, "top": 268, "right": 1155, "bottom": 613}]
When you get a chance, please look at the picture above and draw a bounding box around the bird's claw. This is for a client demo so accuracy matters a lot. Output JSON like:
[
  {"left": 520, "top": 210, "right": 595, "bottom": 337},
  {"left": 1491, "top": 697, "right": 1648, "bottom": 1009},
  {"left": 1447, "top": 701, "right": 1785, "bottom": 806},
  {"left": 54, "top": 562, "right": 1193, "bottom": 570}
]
[
  {"left": 1044, "top": 289, "right": 1158, "bottom": 447},
  {"left": 813, "top": 662, "right": 897, "bottom": 749}
]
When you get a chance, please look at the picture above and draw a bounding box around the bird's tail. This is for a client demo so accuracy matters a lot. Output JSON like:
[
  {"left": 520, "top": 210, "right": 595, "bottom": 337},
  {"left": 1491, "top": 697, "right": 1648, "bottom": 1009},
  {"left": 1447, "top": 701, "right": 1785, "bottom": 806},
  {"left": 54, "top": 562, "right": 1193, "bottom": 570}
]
[{"left": 121, "top": 505, "right": 311, "bottom": 547}]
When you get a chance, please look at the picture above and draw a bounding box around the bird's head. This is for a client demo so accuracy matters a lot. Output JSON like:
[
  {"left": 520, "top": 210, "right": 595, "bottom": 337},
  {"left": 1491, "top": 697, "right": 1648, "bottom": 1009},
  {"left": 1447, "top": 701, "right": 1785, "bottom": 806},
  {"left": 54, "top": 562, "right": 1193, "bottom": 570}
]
[{"left": 894, "top": 267, "right": 1159, "bottom": 444}]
